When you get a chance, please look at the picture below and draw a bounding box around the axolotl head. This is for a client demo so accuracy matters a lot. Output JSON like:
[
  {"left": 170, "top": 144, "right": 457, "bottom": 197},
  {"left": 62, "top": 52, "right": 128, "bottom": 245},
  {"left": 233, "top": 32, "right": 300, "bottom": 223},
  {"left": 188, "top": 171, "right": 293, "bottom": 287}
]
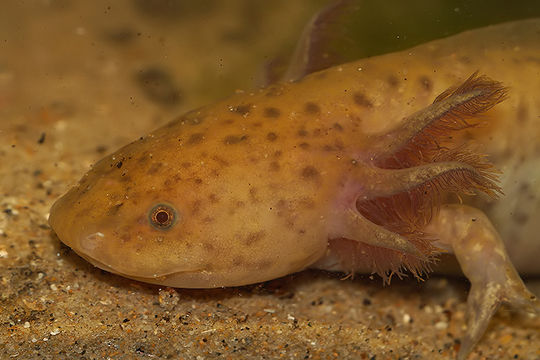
[
  {"left": 49, "top": 124, "right": 222, "bottom": 287},
  {"left": 49, "top": 107, "right": 327, "bottom": 288}
]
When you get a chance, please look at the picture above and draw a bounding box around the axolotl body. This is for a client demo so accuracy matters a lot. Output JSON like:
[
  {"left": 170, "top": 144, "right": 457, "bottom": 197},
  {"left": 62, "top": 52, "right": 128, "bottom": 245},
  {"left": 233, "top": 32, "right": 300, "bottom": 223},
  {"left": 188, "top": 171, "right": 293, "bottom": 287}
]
[{"left": 49, "top": 19, "right": 540, "bottom": 358}]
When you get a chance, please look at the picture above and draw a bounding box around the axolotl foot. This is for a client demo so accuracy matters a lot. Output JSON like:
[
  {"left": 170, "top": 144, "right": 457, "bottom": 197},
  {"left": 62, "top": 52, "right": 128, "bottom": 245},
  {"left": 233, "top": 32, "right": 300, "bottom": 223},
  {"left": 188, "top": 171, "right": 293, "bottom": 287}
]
[{"left": 426, "top": 204, "right": 539, "bottom": 360}]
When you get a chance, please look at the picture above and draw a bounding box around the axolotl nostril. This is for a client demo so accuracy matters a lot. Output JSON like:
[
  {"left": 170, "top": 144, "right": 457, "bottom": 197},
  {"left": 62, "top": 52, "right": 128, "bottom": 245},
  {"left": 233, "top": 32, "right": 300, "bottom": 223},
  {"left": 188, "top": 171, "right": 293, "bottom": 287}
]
[{"left": 49, "top": 19, "right": 540, "bottom": 359}]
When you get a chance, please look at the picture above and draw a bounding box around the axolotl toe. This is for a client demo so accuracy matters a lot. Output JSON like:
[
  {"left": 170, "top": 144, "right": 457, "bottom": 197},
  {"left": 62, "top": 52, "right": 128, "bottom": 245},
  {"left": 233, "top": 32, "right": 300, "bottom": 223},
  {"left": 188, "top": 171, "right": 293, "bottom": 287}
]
[{"left": 49, "top": 19, "right": 540, "bottom": 359}]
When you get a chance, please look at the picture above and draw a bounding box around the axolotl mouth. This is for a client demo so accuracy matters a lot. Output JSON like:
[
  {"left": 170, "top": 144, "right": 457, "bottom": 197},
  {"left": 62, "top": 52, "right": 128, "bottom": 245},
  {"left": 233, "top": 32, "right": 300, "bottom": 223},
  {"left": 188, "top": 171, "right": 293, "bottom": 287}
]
[
  {"left": 52, "top": 225, "right": 212, "bottom": 287},
  {"left": 73, "top": 247, "right": 211, "bottom": 286}
]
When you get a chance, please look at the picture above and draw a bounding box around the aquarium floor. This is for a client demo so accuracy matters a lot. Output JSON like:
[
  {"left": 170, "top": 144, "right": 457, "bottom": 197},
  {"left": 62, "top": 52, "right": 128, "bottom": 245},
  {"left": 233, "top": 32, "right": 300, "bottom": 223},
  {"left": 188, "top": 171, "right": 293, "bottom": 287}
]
[{"left": 1, "top": 1, "right": 539, "bottom": 359}]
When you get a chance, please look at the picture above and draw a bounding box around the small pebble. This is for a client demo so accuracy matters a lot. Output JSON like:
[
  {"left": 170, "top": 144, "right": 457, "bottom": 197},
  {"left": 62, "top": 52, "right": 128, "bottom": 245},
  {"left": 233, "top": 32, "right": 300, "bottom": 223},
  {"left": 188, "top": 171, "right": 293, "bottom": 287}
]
[
  {"left": 403, "top": 313, "right": 411, "bottom": 324},
  {"left": 435, "top": 321, "right": 448, "bottom": 330}
]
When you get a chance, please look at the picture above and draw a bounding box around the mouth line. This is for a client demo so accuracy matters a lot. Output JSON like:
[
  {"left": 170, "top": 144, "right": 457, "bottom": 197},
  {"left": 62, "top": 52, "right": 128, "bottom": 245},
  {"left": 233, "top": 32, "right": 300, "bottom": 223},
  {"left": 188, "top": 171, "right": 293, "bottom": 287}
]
[{"left": 73, "top": 250, "right": 205, "bottom": 279}]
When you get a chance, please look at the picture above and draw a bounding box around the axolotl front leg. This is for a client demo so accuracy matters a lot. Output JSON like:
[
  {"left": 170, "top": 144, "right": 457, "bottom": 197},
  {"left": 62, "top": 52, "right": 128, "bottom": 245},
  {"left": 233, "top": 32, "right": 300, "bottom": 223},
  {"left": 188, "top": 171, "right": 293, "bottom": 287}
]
[
  {"left": 427, "top": 204, "right": 539, "bottom": 359},
  {"left": 318, "top": 73, "right": 539, "bottom": 359}
]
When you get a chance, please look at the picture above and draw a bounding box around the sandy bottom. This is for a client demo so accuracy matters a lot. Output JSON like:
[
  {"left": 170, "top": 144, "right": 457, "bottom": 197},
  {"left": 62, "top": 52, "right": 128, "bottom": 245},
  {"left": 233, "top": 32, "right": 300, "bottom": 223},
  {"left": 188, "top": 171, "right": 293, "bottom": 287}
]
[{"left": 1, "top": 1, "right": 539, "bottom": 359}]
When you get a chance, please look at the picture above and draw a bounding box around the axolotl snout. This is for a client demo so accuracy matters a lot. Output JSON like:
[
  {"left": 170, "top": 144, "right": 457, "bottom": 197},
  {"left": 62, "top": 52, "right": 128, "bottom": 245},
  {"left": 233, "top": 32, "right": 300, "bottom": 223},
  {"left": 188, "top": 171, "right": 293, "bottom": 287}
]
[{"left": 49, "top": 19, "right": 540, "bottom": 358}]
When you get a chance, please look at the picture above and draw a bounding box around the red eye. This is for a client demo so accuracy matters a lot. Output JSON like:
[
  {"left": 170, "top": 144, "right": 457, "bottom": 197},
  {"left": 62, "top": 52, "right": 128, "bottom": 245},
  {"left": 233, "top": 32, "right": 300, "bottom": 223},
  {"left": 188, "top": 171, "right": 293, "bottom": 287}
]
[{"left": 149, "top": 204, "right": 177, "bottom": 230}]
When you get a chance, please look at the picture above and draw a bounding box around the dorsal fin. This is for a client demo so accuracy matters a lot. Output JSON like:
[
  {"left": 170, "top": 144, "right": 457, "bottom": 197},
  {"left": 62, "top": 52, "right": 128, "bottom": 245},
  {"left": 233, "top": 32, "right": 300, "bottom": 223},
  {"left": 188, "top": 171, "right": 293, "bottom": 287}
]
[
  {"left": 278, "top": 1, "right": 539, "bottom": 84},
  {"left": 283, "top": 0, "right": 360, "bottom": 82}
]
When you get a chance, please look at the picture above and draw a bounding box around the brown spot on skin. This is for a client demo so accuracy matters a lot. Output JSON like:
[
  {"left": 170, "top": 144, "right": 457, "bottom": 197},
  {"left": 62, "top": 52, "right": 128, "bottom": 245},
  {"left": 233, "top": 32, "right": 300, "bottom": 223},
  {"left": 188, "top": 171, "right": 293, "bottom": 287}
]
[
  {"left": 244, "top": 230, "right": 266, "bottom": 246},
  {"left": 276, "top": 199, "right": 287, "bottom": 211},
  {"left": 202, "top": 216, "right": 214, "bottom": 224},
  {"left": 323, "top": 145, "right": 334, "bottom": 151},
  {"left": 191, "top": 200, "right": 202, "bottom": 215},
  {"left": 304, "top": 102, "right": 320, "bottom": 114},
  {"left": 222, "top": 119, "right": 235, "bottom": 125},
  {"left": 202, "top": 242, "right": 215, "bottom": 251},
  {"left": 163, "top": 178, "right": 175, "bottom": 188},
  {"left": 147, "top": 162, "right": 162, "bottom": 175},
  {"left": 266, "top": 132, "right": 278, "bottom": 142},
  {"left": 194, "top": 178, "right": 203, "bottom": 185},
  {"left": 224, "top": 135, "right": 248, "bottom": 145},
  {"left": 419, "top": 76, "right": 433, "bottom": 91},
  {"left": 229, "top": 200, "right": 246, "bottom": 215},
  {"left": 249, "top": 187, "right": 259, "bottom": 203},
  {"left": 120, "top": 175, "right": 132, "bottom": 182},
  {"left": 254, "top": 260, "right": 273, "bottom": 270},
  {"left": 299, "top": 142, "right": 310, "bottom": 150},
  {"left": 230, "top": 104, "right": 252, "bottom": 116},
  {"left": 353, "top": 92, "right": 373, "bottom": 108},
  {"left": 137, "top": 153, "right": 149, "bottom": 164},
  {"left": 301, "top": 166, "right": 320, "bottom": 180},
  {"left": 106, "top": 202, "right": 124, "bottom": 216},
  {"left": 173, "top": 173, "right": 181, "bottom": 182},
  {"left": 211, "top": 155, "right": 230, "bottom": 167},
  {"left": 252, "top": 122, "right": 262, "bottom": 127},
  {"left": 387, "top": 75, "right": 399, "bottom": 88},
  {"left": 299, "top": 197, "right": 316, "bottom": 209},
  {"left": 333, "top": 123, "right": 344, "bottom": 131},
  {"left": 263, "top": 107, "right": 281, "bottom": 118},
  {"left": 232, "top": 256, "right": 244, "bottom": 266},
  {"left": 285, "top": 217, "right": 296, "bottom": 229},
  {"left": 181, "top": 162, "right": 192, "bottom": 168},
  {"left": 208, "top": 193, "right": 219, "bottom": 203},
  {"left": 187, "top": 133, "right": 205, "bottom": 145},
  {"left": 517, "top": 101, "right": 528, "bottom": 123},
  {"left": 120, "top": 233, "right": 131, "bottom": 244},
  {"left": 269, "top": 161, "right": 280, "bottom": 171},
  {"left": 297, "top": 129, "right": 308, "bottom": 137}
]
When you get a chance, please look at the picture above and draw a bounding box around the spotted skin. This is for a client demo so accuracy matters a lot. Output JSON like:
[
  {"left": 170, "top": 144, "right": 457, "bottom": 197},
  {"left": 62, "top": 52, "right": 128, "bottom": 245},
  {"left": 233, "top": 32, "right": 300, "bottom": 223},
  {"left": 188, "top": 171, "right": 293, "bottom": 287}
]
[{"left": 50, "top": 20, "right": 540, "bottom": 359}]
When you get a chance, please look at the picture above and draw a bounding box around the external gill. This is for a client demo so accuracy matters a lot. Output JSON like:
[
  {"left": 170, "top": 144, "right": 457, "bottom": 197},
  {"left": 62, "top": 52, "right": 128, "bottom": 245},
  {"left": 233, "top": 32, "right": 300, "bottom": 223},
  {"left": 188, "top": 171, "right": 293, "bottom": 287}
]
[
  {"left": 331, "top": 73, "right": 507, "bottom": 282},
  {"left": 372, "top": 72, "right": 508, "bottom": 168}
]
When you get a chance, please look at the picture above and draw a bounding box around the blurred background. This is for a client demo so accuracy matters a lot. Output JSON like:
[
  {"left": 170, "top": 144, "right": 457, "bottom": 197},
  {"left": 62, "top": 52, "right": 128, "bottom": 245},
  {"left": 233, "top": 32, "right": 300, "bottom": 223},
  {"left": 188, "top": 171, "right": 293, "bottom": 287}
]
[{"left": 1, "top": 2, "right": 539, "bottom": 359}]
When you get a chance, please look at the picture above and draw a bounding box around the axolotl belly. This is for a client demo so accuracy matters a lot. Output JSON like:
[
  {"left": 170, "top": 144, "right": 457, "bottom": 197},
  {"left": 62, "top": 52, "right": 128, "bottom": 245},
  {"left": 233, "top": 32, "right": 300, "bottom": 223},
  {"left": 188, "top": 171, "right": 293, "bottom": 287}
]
[{"left": 49, "top": 19, "right": 540, "bottom": 359}]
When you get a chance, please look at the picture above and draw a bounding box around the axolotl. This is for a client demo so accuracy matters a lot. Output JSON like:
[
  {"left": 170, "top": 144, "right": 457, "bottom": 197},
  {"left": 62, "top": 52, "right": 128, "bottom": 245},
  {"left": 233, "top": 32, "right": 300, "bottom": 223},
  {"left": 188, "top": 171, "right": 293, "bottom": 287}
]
[{"left": 49, "top": 19, "right": 540, "bottom": 359}]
